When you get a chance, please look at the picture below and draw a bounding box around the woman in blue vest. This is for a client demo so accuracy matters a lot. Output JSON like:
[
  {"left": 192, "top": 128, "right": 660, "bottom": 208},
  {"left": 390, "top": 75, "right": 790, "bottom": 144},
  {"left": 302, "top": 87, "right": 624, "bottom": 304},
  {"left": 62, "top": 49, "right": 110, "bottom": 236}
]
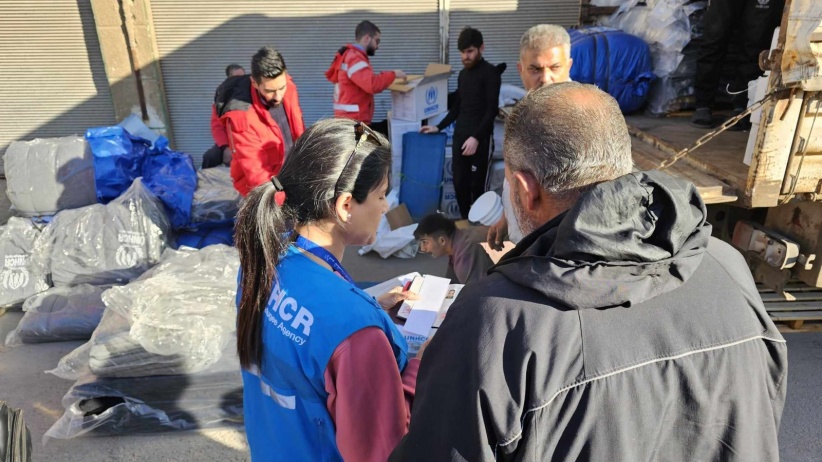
[{"left": 235, "top": 118, "right": 426, "bottom": 461}]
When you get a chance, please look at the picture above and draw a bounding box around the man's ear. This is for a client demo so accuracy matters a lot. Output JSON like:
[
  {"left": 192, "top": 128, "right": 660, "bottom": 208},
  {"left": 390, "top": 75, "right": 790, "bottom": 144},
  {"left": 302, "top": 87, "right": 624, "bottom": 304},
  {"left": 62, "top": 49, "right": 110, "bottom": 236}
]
[
  {"left": 512, "top": 170, "right": 542, "bottom": 213},
  {"left": 480, "top": 43, "right": 485, "bottom": 53},
  {"left": 335, "top": 193, "right": 354, "bottom": 222}
]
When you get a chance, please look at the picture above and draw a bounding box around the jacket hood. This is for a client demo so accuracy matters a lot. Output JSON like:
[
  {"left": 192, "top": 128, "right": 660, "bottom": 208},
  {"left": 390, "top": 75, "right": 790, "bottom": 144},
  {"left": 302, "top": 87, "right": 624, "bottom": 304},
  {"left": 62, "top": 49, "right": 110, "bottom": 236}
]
[
  {"left": 325, "top": 44, "right": 363, "bottom": 83},
  {"left": 492, "top": 171, "right": 712, "bottom": 309}
]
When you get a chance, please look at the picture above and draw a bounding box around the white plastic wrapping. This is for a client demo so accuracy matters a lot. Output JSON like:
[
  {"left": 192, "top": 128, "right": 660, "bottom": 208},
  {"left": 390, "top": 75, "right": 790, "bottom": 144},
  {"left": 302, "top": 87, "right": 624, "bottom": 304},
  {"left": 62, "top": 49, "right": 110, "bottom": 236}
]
[
  {"left": 3, "top": 136, "right": 97, "bottom": 217},
  {"left": 605, "top": 0, "right": 707, "bottom": 115},
  {"left": 358, "top": 191, "right": 419, "bottom": 259},
  {"left": 48, "top": 245, "right": 240, "bottom": 380},
  {"left": 43, "top": 345, "right": 243, "bottom": 441},
  {"left": 190, "top": 166, "right": 241, "bottom": 224},
  {"left": 0, "top": 217, "right": 50, "bottom": 307},
  {"left": 44, "top": 245, "right": 243, "bottom": 441},
  {"left": 34, "top": 178, "right": 171, "bottom": 287},
  {"left": 4, "top": 284, "right": 108, "bottom": 347}
]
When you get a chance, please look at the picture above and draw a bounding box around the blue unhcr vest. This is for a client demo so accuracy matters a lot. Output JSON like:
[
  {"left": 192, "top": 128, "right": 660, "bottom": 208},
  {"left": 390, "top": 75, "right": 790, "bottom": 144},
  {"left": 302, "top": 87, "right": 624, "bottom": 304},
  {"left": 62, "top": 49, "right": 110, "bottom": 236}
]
[{"left": 241, "top": 246, "right": 409, "bottom": 461}]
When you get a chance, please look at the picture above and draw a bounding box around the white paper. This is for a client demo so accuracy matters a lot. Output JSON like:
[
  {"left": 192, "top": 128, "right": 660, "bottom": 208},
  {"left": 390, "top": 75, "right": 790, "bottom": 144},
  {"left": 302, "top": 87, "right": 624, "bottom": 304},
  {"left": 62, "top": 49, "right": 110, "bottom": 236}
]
[
  {"left": 402, "top": 276, "right": 451, "bottom": 336},
  {"left": 433, "top": 284, "right": 464, "bottom": 328},
  {"left": 362, "top": 272, "right": 420, "bottom": 298}
]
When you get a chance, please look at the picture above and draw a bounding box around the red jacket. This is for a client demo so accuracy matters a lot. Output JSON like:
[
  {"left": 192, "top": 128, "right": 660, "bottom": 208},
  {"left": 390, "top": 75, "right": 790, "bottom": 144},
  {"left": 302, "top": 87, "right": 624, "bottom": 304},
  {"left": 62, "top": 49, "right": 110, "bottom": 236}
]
[
  {"left": 325, "top": 45, "right": 396, "bottom": 124},
  {"left": 219, "top": 75, "right": 305, "bottom": 196},
  {"left": 210, "top": 104, "right": 228, "bottom": 147}
]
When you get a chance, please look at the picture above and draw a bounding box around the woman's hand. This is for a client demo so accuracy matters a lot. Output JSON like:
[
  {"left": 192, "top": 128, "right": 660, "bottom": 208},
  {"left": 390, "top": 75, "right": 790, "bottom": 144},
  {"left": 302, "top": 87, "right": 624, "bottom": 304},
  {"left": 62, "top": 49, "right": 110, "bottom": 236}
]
[{"left": 377, "top": 286, "right": 420, "bottom": 311}]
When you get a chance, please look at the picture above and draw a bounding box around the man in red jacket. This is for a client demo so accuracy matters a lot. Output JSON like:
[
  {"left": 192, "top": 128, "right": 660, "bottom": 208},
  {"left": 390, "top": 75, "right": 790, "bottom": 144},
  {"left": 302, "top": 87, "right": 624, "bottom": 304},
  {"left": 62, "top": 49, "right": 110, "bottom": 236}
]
[
  {"left": 216, "top": 46, "right": 305, "bottom": 196},
  {"left": 203, "top": 64, "right": 247, "bottom": 169},
  {"left": 326, "top": 20, "right": 406, "bottom": 135}
]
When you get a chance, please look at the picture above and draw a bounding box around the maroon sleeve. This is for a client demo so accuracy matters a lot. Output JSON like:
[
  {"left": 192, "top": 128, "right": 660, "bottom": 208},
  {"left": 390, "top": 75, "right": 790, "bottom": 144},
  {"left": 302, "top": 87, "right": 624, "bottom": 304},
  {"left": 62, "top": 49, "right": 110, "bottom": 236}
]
[{"left": 324, "top": 327, "right": 420, "bottom": 462}]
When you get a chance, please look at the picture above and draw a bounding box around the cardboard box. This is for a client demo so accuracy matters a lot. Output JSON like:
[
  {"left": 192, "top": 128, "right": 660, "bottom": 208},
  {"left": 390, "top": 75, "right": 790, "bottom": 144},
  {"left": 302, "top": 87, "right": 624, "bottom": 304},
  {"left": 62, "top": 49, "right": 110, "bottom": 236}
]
[
  {"left": 385, "top": 203, "right": 413, "bottom": 230},
  {"left": 426, "top": 112, "right": 454, "bottom": 146},
  {"left": 492, "top": 119, "right": 505, "bottom": 160},
  {"left": 443, "top": 150, "right": 453, "bottom": 186},
  {"left": 440, "top": 184, "right": 461, "bottom": 219},
  {"left": 488, "top": 159, "right": 506, "bottom": 194},
  {"left": 389, "top": 64, "right": 451, "bottom": 122},
  {"left": 454, "top": 219, "right": 470, "bottom": 229},
  {"left": 388, "top": 116, "right": 420, "bottom": 193}
]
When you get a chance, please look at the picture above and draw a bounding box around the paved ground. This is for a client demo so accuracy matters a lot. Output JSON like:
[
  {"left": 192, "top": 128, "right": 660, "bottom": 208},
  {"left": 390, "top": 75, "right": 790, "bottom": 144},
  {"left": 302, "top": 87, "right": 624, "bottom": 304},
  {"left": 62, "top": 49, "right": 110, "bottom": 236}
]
[
  {"left": 0, "top": 247, "right": 445, "bottom": 461},
  {"left": 1, "top": 246, "right": 820, "bottom": 461}
]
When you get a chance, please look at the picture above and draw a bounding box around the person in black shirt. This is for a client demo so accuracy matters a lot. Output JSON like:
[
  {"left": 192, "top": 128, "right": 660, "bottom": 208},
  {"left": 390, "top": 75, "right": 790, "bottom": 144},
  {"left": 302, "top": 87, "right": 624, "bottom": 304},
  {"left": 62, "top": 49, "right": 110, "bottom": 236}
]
[{"left": 421, "top": 27, "right": 501, "bottom": 219}]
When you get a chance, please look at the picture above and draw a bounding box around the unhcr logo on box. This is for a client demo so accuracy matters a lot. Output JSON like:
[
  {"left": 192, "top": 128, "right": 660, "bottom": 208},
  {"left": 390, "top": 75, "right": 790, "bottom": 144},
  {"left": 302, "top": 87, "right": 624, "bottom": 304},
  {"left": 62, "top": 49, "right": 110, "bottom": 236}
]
[{"left": 426, "top": 86, "right": 438, "bottom": 105}]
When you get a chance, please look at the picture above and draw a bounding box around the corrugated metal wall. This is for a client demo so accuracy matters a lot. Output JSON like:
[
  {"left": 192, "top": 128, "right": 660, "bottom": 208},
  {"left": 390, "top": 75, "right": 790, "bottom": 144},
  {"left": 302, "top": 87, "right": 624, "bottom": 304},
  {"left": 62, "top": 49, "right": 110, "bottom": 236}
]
[
  {"left": 447, "top": 0, "right": 581, "bottom": 91},
  {"left": 151, "top": 0, "right": 441, "bottom": 161},
  {"left": 0, "top": 0, "right": 115, "bottom": 175}
]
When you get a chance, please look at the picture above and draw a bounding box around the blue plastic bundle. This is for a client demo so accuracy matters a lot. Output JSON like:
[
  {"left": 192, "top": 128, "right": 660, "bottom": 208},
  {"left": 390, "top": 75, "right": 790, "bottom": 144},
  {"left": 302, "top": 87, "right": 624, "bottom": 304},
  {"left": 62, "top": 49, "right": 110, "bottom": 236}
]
[
  {"left": 175, "top": 222, "right": 234, "bottom": 249},
  {"left": 569, "top": 27, "right": 655, "bottom": 114},
  {"left": 85, "top": 126, "right": 149, "bottom": 203},
  {"left": 143, "top": 146, "right": 197, "bottom": 229},
  {"left": 86, "top": 126, "right": 198, "bottom": 229}
]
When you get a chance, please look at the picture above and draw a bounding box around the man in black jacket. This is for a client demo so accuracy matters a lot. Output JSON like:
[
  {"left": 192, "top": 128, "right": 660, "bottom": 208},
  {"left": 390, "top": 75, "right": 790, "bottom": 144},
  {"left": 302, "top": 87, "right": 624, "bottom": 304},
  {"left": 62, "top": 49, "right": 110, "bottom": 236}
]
[
  {"left": 391, "top": 82, "right": 787, "bottom": 461},
  {"left": 421, "top": 27, "right": 501, "bottom": 218}
]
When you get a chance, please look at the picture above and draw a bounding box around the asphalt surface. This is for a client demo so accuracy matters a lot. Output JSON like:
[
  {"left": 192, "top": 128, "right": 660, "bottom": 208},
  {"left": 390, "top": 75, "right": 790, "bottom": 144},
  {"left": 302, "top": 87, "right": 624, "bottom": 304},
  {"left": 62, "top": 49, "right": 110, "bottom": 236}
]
[{"left": 1, "top": 247, "right": 820, "bottom": 460}]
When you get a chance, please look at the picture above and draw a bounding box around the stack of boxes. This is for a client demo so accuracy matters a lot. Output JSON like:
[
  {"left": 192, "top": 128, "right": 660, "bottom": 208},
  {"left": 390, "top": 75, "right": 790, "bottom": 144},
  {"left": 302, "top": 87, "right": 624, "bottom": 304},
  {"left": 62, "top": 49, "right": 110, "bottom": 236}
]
[{"left": 387, "top": 64, "right": 451, "bottom": 201}]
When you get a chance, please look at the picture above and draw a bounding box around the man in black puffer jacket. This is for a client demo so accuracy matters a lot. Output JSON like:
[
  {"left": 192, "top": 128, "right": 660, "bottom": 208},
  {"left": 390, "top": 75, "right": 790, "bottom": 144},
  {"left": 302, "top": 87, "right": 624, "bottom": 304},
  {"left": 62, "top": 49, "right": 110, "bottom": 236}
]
[{"left": 391, "top": 82, "right": 787, "bottom": 462}]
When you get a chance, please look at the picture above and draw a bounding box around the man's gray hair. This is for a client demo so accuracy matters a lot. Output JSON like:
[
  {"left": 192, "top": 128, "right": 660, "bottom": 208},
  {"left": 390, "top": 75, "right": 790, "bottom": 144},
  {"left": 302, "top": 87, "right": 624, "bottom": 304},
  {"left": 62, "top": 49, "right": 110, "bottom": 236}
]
[
  {"left": 519, "top": 24, "right": 571, "bottom": 57},
  {"left": 504, "top": 82, "right": 633, "bottom": 201}
]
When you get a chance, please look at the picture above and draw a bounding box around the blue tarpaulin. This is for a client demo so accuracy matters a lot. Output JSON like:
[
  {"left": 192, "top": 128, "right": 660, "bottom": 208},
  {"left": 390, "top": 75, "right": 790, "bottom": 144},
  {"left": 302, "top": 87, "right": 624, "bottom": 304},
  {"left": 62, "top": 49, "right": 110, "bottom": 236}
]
[
  {"left": 86, "top": 126, "right": 198, "bottom": 229},
  {"left": 569, "top": 27, "right": 655, "bottom": 114},
  {"left": 85, "top": 126, "right": 148, "bottom": 204}
]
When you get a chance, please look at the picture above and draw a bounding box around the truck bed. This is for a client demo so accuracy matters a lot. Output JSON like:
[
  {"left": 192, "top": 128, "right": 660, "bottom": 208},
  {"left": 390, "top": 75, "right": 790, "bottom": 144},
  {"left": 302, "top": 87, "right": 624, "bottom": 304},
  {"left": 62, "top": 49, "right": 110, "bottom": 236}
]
[{"left": 627, "top": 114, "right": 750, "bottom": 204}]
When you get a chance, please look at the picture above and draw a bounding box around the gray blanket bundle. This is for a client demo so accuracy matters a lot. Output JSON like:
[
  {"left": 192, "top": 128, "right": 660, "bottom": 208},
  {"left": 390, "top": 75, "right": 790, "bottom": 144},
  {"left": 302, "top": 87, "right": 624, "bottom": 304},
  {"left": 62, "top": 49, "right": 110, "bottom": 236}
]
[
  {"left": 3, "top": 136, "right": 97, "bottom": 217},
  {"left": 0, "top": 218, "right": 50, "bottom": 307},
  {"left": 5, "top": 285, "right": 110, "bottom": 347},
  {"left": 36, "top": 179, "right": 170, "bottom": 287}
]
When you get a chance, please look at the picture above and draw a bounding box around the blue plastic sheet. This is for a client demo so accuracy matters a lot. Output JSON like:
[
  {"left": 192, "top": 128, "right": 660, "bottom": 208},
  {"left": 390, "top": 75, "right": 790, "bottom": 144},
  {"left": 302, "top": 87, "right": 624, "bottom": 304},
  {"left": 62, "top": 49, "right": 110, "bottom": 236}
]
[
  {"left": 569, "top": 27, "right": 656, "bottom": 114},
  {"left": 87, "top": 126, "right": 198, "bottom": 229},
  {"left": 143, "top": 148, "right": 197, "bottom": 229},
  {"left": 175, "top": 223, "right": 234, "bottom": 249},
  {"left": 85, "top": 127, "right": 149, "bottom": 203}
]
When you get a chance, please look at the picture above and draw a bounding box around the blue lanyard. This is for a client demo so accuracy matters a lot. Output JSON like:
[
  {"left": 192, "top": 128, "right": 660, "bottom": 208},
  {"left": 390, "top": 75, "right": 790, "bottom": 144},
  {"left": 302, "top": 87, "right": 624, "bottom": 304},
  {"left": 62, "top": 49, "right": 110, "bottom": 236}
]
[{"left": 293, "top": 235, "right": 355, "bottom": 284}]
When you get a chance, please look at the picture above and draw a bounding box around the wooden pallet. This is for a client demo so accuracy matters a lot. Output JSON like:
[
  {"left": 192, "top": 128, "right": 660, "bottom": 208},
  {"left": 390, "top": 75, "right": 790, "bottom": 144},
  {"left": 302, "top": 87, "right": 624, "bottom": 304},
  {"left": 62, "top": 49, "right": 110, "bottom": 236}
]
[{"left": 759, "top": 283, "right": 822, "bottom": 332}]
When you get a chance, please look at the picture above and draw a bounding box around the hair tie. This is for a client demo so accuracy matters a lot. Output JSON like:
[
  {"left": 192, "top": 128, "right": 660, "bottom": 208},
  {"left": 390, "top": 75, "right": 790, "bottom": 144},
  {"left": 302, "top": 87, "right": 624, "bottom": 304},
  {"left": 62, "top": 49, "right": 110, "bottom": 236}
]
[{"left": 271, "top": 176, "right": 286, "bottom": 206}]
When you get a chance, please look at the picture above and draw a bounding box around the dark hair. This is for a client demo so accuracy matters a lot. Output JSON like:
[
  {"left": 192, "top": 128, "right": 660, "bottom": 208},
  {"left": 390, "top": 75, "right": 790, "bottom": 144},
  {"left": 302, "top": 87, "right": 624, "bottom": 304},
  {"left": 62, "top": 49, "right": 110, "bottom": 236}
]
[
  {"left": 235, "top": 118, "right": 392, "bottom": 369},
  {"left": 504, "top": 82, "right": 632, "bottom": 203},
  {"left": 251, "top": 47, "right": 287, "bottom": 83},
  {"left": 457, "top": 27, "right": 483, "bottom": 51},
  {"left": 225, "top": 63, "right": 244, "bottom": 77},
  {"left": 355, "top": 20, "right": 380, "bottom": 40},
  {"left": 414, "top": 213, "right": 456, "bottom": 240}
]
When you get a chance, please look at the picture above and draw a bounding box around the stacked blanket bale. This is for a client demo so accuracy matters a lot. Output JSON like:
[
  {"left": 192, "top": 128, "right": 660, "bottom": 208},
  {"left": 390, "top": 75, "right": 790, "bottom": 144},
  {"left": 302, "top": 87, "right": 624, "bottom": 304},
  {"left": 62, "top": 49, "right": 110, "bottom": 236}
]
[{"left": 45, "top": 245, "right": 243, "bottom": 440}]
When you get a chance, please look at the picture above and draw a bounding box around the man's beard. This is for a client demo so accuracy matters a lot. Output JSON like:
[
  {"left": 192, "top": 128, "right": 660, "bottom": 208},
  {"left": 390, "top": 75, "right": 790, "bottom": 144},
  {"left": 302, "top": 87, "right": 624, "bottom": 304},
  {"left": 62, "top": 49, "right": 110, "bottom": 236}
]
[
  {"left": 367, "top": 45, "right": 376, "bottom": 57},
  {"left": 512, "top": 188, "right": 540, "bottom": 237}
]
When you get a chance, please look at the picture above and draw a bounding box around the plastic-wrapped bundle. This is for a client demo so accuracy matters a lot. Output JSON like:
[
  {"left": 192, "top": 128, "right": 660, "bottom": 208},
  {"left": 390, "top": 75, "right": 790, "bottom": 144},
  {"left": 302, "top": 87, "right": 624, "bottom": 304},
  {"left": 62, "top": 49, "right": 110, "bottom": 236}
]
[
  {"left": 604, "top": 0, "right": 707, "bottom": 115},
  {"left": 85, "top": 126, "right": 149, "bottom": 204},
  {"left": 175, "top": 223, "right": 234, "bottom": 249},
  {"left": 35, "top": 178, "right": 171, "bottom": 287},
  {"left": 3, "top": 136, "right": 97, "bottom": 217},
  {"left": 190, "top": 166, "right": 241, "bottom": 224},
  {"left": 142, "top": 148, "right": 197, "bottom": 229},
  {"left": 569, "top": 27, "right": 656, "bottom": 114},
  {"left": 0, "top": 217, "right": 50, "bottom": 307},
  {"left": 44, "top": 345, "right": 243, "bottom": 440},
  {"left": 49, "top": 245, "right": 240, "bottom": 380},
  {"left": 4, "top": 285, "right": 109, "bottom": 347},
  {"left": 44, "top": 245, "right": 243, "bottom": 441}
]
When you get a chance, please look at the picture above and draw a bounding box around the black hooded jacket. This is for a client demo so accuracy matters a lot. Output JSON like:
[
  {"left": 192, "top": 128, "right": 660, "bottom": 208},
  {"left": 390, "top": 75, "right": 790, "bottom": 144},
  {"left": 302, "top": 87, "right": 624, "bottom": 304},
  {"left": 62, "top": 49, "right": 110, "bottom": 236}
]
[{"left": 392, "top": 171, "right": 787, "bottom": 461}]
